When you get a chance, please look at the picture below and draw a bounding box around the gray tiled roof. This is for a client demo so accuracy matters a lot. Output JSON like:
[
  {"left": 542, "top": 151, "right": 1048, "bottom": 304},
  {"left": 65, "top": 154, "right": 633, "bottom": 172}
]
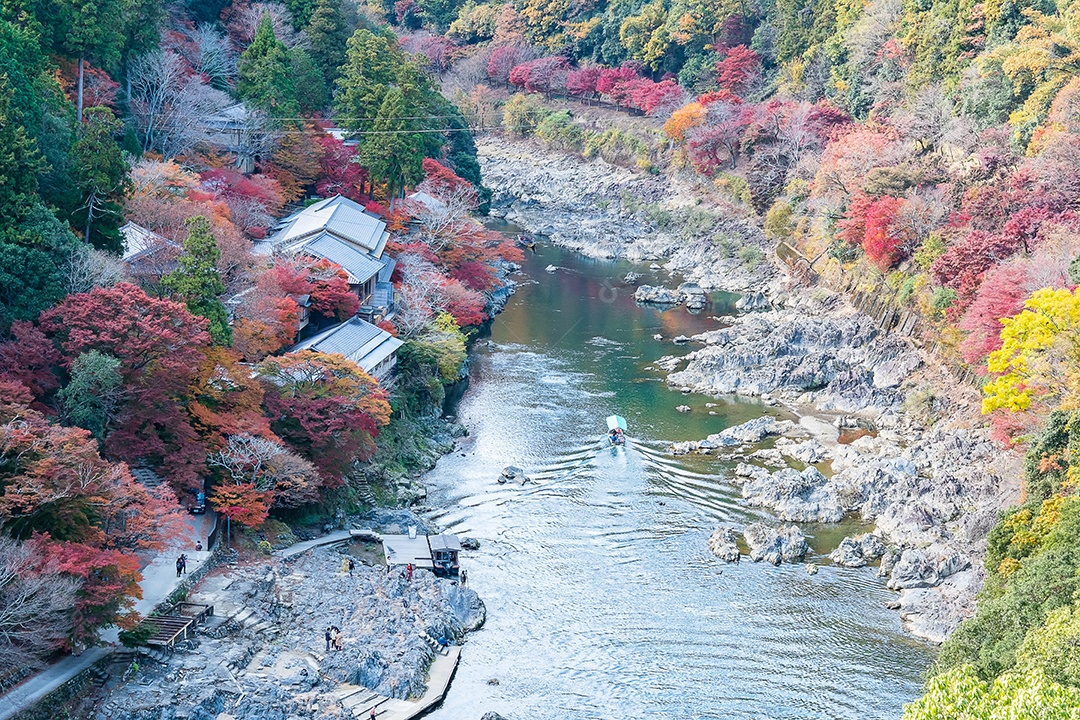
[
  {"left": 270, "top": 195, "right": 387, "bottom": 254},
  {"left": 289, "top": 317, "right": 403, "bottom": 374},
  {"left": 300, "top": 233, "right": 384, "bottom": 284}
]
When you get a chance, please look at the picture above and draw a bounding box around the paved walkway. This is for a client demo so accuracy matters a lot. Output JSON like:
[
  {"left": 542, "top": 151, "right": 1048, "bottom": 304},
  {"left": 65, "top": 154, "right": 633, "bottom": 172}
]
[
  {"left": 277, "top": 528, "right": 380, "bottom": 559},
  {"left": 334, "top": 646, "right": 461, "bottom": 720},
  {"left": 0, "top": 511, "right": 217, "bottom": 720}
]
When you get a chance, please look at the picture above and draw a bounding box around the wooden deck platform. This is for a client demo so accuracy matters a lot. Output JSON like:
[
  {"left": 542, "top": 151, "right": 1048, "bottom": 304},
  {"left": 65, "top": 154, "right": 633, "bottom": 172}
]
[
  {"left": 141, "top": 615, "right": 196, "bottom": 649},
  {"left": 333, "top": 645, "right": 460, "bottom": 719}
]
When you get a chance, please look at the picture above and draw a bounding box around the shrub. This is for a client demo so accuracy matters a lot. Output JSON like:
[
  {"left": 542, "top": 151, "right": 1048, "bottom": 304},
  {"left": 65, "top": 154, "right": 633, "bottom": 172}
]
[
  {"left": 931, "top": 287, "right": 958, "bottom": 317},
  {"left": 738, "top": 244, "right": 764, "bottom": 270},
  {"left": 764, "top": 200, "right": 795, "bottom": 240},
  {"left": 501, "top": 93, "right": 549, "bottom": 136},
  {"left": 535, "top": 110, "right": 584, "bottom": 152}
]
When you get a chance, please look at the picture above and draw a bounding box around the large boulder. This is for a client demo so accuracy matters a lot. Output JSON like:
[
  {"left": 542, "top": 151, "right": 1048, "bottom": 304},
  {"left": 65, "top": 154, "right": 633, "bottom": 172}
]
[
  {"left": 708, "top": 526, "right": 741, "bottom": 562},
  {"left": 736, "top": 291, "right": 771, "bottom": 311},
  {"left": 829, "top": 533, "right": 888, "bottom": 567},
  {"left": 743, "top": 524, "right": 809, "bottom": 565},
  {"left": 678, "top": 282, "right": 708, "bottom": 310},
  {"left": 714, "top": 416, "right": 790, "bottom": 446},
  {"left": 887, "top": 546, "right": 972, "bottom": 590},
  {"left": 635, "top": 285, "right": 683, "bottom": 305},
  {"left": 740, "top": 466, "right": 846, "bottom": 523}
]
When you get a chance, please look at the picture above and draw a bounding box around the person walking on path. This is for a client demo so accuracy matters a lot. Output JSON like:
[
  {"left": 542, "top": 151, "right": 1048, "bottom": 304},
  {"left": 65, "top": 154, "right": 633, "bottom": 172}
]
[
  {"left": 180, "top": 554, "right": 187, "bottom": 574},
  {"left": 370, "top": 707, "right": 376, "bottom": 719},
  {"left": 348, "top": 557, "right": 355, "bottom": 575},
  {"left": 406, "top": 564, "right": 413, "bottom": 581},
  {"left": 460, "top": 568, "right": 467, "bottom": 587},
  {"left": 324, "top": 627, "right": 332, "bottom": 652},
  {"left": 175, "top": 556, "right": 184, "bottom": 578},
  {"left": 341, "top": 557, "right": 350, "bottom": 575}
]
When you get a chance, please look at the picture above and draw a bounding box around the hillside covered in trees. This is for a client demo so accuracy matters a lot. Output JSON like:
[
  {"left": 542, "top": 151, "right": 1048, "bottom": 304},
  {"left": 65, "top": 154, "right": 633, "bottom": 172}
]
[
  {"left": 366, "top": 0, "right": 1080, "bottom": 715},
  {"left": 0, "top": 0, "right": 523, "bottom": 675}
]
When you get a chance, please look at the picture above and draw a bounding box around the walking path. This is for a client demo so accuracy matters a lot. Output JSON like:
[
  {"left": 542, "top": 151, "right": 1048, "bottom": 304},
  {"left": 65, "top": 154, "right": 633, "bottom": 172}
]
[
  {"left": 332, "top": 646, "right": 461, "bottom": 720},
  {"left": 0, "top": 512, "right": 217, "bottom": 720},
  {"left": 276, "top": 528, "right": 381, "bottom": 559}
]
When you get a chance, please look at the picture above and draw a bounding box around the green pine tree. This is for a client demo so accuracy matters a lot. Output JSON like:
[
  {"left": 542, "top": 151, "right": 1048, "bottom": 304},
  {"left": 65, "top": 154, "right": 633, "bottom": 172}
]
[
  {"left": 334, "top": 28, "right": 401, "bottom": 133},
  {"left": 237, "top": 13, "right": 300, "bottom": 120},
  {"left": 162, "top": 215, "right": 232, "bottom": 345},
  {"left": 57, "top": 350, "right": 124, "bottom": 441},
  {"left": 70, "top": 106, "right": 129, "bottom": 253},
  {"left": 305, "top": 0, "right": 350, "bottom": 83},
  {"left": 359, "top": 87, "right": 425, "bottom": 199},
  {"left": 162, "top": 216, "right": 232, "bottom": 345},
  {"left": 289, "top": 46, "right": 328, "bottom": 113},
  {"left": 0, "top": 74, "right": 44, "bottom": 227}
]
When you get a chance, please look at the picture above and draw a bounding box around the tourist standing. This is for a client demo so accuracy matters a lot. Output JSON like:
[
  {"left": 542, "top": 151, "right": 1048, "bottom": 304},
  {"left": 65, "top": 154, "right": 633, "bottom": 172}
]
[
  {"left": 347, "top": 557, "right": 355, "bottom": 575},
  {"left": 324, "top": 627, "right": 332, "bottom": 652},
  {"left": 406, "top": 563, "right": 413, "bottom": 581},
  {"left": 175, "top": 556, "right": 184, "bottom": 578},
  {"left": 460, "top": 568, "right": 467, "bottom": 587},
  {"left": 341, "top": 556, "right": 350, "bottom": 575}
]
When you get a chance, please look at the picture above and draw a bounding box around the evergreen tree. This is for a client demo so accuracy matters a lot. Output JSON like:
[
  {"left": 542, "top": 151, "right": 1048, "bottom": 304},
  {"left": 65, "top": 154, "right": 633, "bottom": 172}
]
[
  {"left": 359, "top": 87, "right": 425, "bottom": 199},
  {"left": 305, "top": 0, "right": 350, "bottom": 83},
  {"left": 0, "top": 19, "right": 51, "bottom": 133},
  {"left": 284, "top": 0, "right": 316, "bottom": 28},
  {"left": 57, "top": 350, "right": 124, "bottom": 441},
  {"left": 236, "top": 13, "right": 299, "bottom": 120},
  {"left": 120, "top": 0, "right": 166, "bottom": 101},
  {"left": 334, "top": 28, "right": 401, "bottom": 132},
  {"left": 0, "top": 75, "right": 43, "bottom": 226},
  {"left": 0, "top": 204, "right": 80, "bottom": 326},
  {"left": 70, "top": 106, "right": 129, "bottom": 253},
  {"left": 54, "top": 0, "right": 124, "bottom": 120},
  {"left": 161, "top": 216, "right": 231, "bottom": 345},
  {"left": 289, "top": 46, "right": 327, "bottom": 113}
]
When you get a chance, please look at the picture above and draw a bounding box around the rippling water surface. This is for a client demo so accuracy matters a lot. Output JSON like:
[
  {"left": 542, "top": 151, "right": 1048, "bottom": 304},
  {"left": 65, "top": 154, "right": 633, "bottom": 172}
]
[{"left": 424, "top": 243, "right": 932, "bottom": 720}]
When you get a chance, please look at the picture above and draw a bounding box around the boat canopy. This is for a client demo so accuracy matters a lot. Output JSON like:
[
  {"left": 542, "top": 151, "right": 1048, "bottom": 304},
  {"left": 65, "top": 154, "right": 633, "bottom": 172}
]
[{"left": 606, "top": 415, "right": 628, "bottom": 431}]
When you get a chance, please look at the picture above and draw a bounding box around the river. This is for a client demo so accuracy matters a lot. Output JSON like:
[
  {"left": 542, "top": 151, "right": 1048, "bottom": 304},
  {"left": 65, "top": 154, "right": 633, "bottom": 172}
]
[{"left": 423, "top": 242, "right": 934, "bottom": 720}]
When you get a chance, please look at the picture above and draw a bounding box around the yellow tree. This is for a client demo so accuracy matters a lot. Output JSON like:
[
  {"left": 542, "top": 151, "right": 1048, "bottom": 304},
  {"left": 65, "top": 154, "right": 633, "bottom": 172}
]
[{"left": 983, "top": 287, "right": 1080, "bottom": 414}]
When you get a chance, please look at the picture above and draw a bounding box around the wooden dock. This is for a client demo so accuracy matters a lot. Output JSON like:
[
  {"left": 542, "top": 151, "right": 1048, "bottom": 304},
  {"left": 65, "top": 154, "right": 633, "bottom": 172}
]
[{"left": 332, "top": 646, "right": 461, "bottom": 719}]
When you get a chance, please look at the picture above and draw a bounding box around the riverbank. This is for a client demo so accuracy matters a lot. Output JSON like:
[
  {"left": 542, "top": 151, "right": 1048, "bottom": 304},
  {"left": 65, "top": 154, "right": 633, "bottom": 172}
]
[
  {"left": 478, "top": 135, "right": 776, "bottom": 293},
  {"left": 72, "top": 512, "right": 484, "bottom": 720},
  {"left": 476, "top": 132, "right": 1022, "bottom": 644}
]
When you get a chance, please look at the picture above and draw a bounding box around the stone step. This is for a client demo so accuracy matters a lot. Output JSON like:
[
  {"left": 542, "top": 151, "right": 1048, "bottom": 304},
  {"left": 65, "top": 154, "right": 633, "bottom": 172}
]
[
  {"left": 333, "top": 684, "right": 364, "bottom": 701},
  {"left": 342, "top": 691, "right": 381, "bottom": 710},
  {"left": 232, "top": 608, "right": 254, "bottom": 625},
  {"left": 350, "top": 696, "right": 389, "bottom": 717}
]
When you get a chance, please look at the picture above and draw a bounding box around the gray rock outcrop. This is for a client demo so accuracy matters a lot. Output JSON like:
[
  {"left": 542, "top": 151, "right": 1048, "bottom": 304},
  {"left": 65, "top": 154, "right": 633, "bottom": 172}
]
[
  {"left": 708, "top": 526, "right": 741, "bottom": 562},
  {"left": 743, "top": 524, "right": 809, "bottom": 565},
  {"left": 740, "top": 466, "right": 846, "bottom": 523},
  {"left": 829, "top": 534, "right": 888, "bottom": 567}
]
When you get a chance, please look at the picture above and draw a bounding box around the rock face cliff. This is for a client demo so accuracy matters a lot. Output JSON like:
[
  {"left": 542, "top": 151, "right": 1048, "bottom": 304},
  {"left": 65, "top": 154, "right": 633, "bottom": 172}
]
[
  {"left": 478, "top": 134, "right": 1022, "bottom": 644},
  {"left": 667, "top": 287, "right": 1020, "bottom": 643},
  {"left": 478, "top": 136, "right": 776, "bottom": 292}
]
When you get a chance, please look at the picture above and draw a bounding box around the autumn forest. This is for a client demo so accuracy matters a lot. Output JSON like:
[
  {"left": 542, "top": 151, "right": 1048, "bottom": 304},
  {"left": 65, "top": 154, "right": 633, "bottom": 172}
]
[{"left": 2, "top": 0, "right": 1080, "bottom": 713}]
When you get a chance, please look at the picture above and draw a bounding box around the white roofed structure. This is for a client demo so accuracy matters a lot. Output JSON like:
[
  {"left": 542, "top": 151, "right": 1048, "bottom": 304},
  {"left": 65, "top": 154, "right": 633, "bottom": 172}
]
[
  {"left": 289, "top": 316, "right": 403, "bottom": 381},
  {"left": 259, "top": 195, "right": 394, "bottom": 316}
]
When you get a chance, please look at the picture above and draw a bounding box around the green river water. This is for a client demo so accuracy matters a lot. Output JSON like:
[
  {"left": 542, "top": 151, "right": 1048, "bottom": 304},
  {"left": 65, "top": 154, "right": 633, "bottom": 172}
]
[{"left": 421, "top": 239, "right": 934, "bottom": 719}]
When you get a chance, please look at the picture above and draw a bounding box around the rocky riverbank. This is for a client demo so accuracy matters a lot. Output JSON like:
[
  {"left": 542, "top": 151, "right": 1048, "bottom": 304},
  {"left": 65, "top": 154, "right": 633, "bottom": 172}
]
[
  {"left": 665, "top": 282, "right": 1021, "bottom": 643},
  {"left": 477, "top": 135, "right": 776, "bottom": 293},
  {"left": 82, "top": 515, "right": 485, "bottom": 720},
  {"left": 478, "top": 133, "right": 1022, "bottom": 645}
]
